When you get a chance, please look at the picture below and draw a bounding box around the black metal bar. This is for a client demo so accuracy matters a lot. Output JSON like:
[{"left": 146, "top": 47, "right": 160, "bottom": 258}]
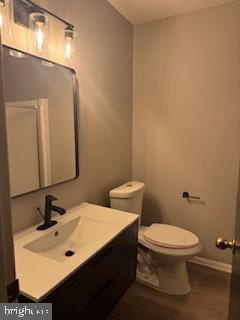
[
  {"left": 16, "top": 0, "right": 74, "bottom": 29},
  {"left": 182, "top": 192, "right": 201, "bottom": 200},
  {"left": 26, "top": 0, "right": 74, "bottom": 28}
]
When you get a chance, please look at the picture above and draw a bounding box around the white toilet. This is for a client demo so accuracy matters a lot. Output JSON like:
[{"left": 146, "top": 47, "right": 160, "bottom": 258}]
[{"left": 109, "top": 181, "right": 201, "bottom": 295}]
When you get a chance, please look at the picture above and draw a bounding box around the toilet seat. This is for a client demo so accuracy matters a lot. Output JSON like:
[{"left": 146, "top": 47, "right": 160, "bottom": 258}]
[
  {"left": 138, "top": 226, "right": 201, "bottom": 257},
  {"left": 143, "top": 224, "right": 199, "bottom": 249}
]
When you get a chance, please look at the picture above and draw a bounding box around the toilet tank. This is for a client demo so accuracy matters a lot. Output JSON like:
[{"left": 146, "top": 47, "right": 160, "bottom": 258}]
[{"left": 109, "top": 181, "right": 145, "bottom": 221}]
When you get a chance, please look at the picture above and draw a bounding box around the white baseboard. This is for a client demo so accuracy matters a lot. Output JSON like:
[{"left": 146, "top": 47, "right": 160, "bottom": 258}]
[{"left": 190, "top": 256, "right": 232, "bottom": 274}]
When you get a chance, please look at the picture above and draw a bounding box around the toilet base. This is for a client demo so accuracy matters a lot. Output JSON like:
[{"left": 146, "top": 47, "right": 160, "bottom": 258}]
[
  {"left": 136, "top": 262, "right": 191, "bottom": 295},
  {"left": 137, "top": 247, "right": 191, "bottom": 295}
]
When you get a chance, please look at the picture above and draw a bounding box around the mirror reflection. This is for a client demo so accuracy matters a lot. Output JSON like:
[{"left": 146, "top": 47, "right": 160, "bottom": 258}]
[{"left": 3, "top": 46, "right": 79, "bottom": 197}]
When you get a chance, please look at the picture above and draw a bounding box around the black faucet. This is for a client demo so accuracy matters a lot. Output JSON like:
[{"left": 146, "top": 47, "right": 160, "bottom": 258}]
[{"left": 37, "top": 195, "right": 66, "bottom": 230}]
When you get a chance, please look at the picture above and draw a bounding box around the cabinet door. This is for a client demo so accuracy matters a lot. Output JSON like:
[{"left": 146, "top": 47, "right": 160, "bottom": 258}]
[{"left": 80, "top": 258, "right": 136, "bottom": 320}]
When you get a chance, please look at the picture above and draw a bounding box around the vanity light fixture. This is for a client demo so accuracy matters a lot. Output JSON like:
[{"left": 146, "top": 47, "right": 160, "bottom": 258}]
[
  {"left": 64, "top": 27, "right": 76, "bottom": 61},
  {"left": 29, "top": 12, "right": 49, "bottom": 53},
  {"left": 12, "top": 0, "right": 76, "bottom": 61}
]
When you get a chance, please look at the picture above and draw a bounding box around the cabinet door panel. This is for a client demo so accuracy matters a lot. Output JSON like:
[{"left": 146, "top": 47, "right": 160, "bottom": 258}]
[{"left": 79, "top": 258, "right": 136, "bottom": 320}]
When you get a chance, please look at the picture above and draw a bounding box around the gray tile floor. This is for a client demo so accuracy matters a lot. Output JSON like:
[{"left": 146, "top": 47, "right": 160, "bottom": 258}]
[{"left": 108, "top": 263, "right": 231, "bottom": 320}]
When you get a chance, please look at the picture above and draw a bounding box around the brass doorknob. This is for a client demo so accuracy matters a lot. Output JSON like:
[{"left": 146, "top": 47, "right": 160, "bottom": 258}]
[{"left": 216, "top": 238, "right": 236, "bottom": 252}]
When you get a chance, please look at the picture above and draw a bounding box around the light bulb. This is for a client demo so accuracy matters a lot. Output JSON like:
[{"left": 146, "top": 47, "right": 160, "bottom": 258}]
[
  {"left": 0, "top": 13, "right": 3, "bottom": 29},
  {"left": 35, "top": 22, "right": 45, "bottom": 52},
  {"left": 65, "top": 38, "right": 72, "bottom": 60},
  {"left": 64, "top": 27, "right": 76, "bottom": 61}
]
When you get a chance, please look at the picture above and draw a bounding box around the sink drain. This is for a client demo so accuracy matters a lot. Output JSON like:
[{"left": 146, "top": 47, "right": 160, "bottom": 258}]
[{"left": 65, "top": 250, "right": 75, "bottom": 257}]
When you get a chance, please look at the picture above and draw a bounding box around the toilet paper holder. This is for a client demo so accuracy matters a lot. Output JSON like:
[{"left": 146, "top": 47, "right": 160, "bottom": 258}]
[{"left": 182, "top": 192, "right": 201, "bottom": 200}]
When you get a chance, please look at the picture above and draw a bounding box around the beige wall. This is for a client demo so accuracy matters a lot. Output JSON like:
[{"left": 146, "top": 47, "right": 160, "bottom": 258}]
[
  {"left": 8, "top": 0, "right": 133, "bottom": 232},
  {"left": 133, "top": 2, "right": 240, "bottom": 263}
]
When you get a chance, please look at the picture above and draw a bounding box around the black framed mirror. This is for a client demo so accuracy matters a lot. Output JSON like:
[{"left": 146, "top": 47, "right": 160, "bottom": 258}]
[{"left": 2, "top": 45, "right": 79, "bottom": 198}]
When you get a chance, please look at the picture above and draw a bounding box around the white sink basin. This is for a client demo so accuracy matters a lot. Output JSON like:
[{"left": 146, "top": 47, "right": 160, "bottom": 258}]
[{"left": 24, "top": 216, "right": 114, "bottom": 262}]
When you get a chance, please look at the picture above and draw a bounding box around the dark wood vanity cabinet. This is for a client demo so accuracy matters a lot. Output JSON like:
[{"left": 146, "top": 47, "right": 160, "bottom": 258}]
[{"left": 19, "top": 221, "right": 138, "bottom": 320}]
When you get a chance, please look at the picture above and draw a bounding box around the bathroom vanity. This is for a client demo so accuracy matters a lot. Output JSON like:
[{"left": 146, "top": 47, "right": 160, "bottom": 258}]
[{"left": 15, "top": 203, "right": 138, "bottom": 320}]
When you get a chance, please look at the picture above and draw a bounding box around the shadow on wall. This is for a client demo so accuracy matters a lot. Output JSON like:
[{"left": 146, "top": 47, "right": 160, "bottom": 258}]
[{"left": 141, "top": 192, "right": 169, "bottom": 226}]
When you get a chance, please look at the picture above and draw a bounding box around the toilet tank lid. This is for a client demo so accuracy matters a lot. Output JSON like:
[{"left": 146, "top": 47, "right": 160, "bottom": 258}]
[{"left": 109, "top": 181, "right": 145, "bottom": 199}]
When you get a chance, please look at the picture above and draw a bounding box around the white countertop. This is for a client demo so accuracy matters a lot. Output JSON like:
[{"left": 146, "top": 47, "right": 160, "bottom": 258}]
[{"left": 14, "top": 203, "right": 138, "bottom": 302}]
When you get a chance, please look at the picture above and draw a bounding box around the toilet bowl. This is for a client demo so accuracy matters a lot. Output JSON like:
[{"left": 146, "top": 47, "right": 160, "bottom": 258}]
[
  {"left": 109, "top": 181, "right": 201, "bottom": 295},
  {"left": 138, "top": 225, "right": 201, "bottom": 295}
]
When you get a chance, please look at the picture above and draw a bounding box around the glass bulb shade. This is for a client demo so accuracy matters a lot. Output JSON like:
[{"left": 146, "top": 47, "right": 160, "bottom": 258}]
[
  {"left": 0, "top": 0, "right": 6, "bottom": 24},
  {"left": 0, "top": 0, "right": 11, "bottom": 43},
  {"left": 65, "top": 37, "right": 73, "bottom": 60},
  {"left": 29, "top": 12, "right": 49, "bottom": 56},
  {"left": 64, "top": 28, "right": 76, "bottom": 62},
  {"left": 35, "top": 22, "right": 45, "bottom": 52},
  {"left": 0, "top": 1, "right": 5, "bottom": 29},
  {"left": 0, "top": 10, "right": 3, "bottom": 30}
]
